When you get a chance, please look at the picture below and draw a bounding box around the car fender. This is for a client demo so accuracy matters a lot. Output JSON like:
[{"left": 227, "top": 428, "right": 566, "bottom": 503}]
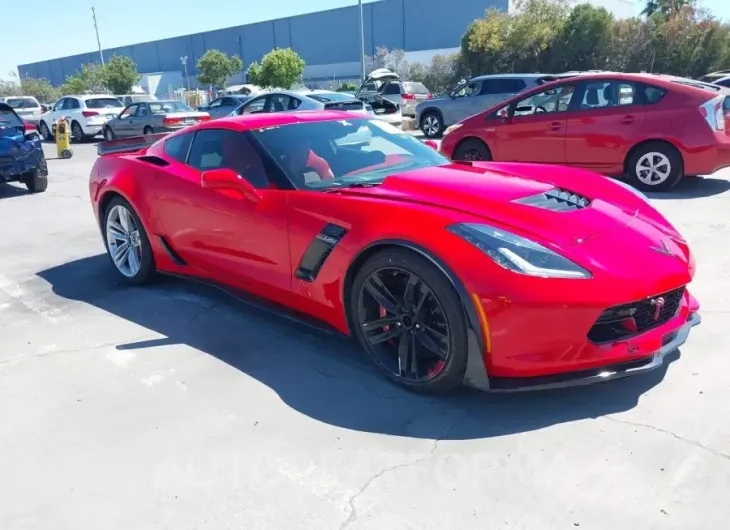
[{"left": 345, "top": 238, "right": 491, "bottom": 390}]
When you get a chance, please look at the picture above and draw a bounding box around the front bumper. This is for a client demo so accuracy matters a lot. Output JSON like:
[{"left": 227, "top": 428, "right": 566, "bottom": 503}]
[{"left": 487, "top": 311, "right": 700, "bottom": 391}]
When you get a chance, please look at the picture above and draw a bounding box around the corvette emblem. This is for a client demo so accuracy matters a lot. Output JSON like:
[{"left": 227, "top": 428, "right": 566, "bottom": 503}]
[
  {"left": 650, "top": 297, "right": 665, "bottom": 321},
  {"left": 651, "top": 239, "right": 674, "bottom": 257}
]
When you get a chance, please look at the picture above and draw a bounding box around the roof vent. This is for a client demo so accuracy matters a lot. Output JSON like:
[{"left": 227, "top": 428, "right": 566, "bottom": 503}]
[{"left": 514, "top": 188, "right": 591, "bottom": 211}]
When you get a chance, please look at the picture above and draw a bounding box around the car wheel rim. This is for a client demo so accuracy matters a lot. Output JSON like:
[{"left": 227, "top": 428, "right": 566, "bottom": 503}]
[
  {"left": 636, "top": 152, "right": 671, "bottom": 185},
  {"left": 463, "top": 148, "right": 483, "bottom": 161},
  {"left": 423, "top": 116, "right": 440, "bottom": 136},
  {"left": 72, "top": 123, "right": 83, "bottom": 141},
  {"left": 357, "top": 267, "right": 450, "bottom": 383},
  {"left": 40, "top": 123, "right": 49, "bottom": 138},
  {"left": 106, "top": 205, "right": 143, "bottom": 278}
]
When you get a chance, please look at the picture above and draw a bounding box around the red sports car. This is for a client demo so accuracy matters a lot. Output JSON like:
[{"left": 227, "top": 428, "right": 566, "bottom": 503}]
[{"left": 89, "top": 110, "right": 701, "bottom": 394}]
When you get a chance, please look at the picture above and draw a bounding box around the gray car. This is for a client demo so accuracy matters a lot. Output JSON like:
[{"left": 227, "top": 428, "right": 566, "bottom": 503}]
[
  {"left": 415, "top": 74, "right": 552, "bottom": 138},
  {"left": 103, "top": 100, "right": 210, "bottom": 140},
  {"left": 201, "top": 95, "right": 252, "bottom": 119},
  {"left": 231, "top": 90, "right": 375, "bottom": 116}
]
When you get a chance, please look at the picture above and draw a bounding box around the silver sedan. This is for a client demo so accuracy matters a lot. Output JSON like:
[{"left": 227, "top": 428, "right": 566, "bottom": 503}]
[{"left": 103, "top": 100, "right": 211, "bottom": 140}]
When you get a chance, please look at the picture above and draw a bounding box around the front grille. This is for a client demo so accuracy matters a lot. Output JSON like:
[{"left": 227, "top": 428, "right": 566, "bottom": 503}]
[
  {"left": 514, "top": 188, "right": 591, "bottom": 211},
  {"left": 587, "top": 286, "right": 685, "bottom": 344}
]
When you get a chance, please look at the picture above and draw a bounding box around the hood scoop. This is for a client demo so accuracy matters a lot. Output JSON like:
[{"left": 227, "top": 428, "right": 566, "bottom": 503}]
[{"left": 514, "top": 188, "right": 591, "bottom": 212}]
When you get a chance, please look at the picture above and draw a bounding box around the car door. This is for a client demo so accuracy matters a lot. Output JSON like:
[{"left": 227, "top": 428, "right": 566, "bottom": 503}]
[
  {"left": 564, "top": 80, "right": 646, "bottom": 170},
  {"left": 114, "top": 104, "right": 138, "bottom": 137},
  {"left": 493, "top": 82, "right": 579, "bottom": 164},
  {"left": 444, "top": 79, "right": 483, "bottom": 126},
  {"left": 130, "top": 103, "right": 151, "bottom": 135},
  {"left": 151, "top": 129, "right": 292, "bottom": 297},
  {"left": 49, "top": 97, "right": 65, "bottom": 128}
]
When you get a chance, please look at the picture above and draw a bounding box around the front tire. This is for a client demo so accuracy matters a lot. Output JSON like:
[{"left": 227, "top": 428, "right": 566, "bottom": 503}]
[
  {"left": 71, "top": 121, "right": 86, "bottom": 143},
  {"left": 350, "top": 249, "right": 468, "bottom": 394},
  {"left": 39, "top": 121, "right": 53, "bottom": 142},
  {"left": 102, "top": 197, "right": 156, "bottom": 285},
  {"left": 104, "top": 126, "right": 116, "bottom": 141},
  {"left": 420, "top": 111, "right": 444, "bottom": 138},
  {"left": 453, "top": 138, "right": 492, "bottom": 162},
  {"left": 626, "top": 142, "right": 683, "bottom": 192},
  {"left": 143, "top": 126, "right": 154, "bottom": 135}
]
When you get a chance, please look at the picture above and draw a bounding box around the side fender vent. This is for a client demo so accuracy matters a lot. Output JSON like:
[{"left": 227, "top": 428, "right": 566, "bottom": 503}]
[
  {"left": 514, "top": 188, "right": 591, "bottom": 211},
  {"left": 295, "top": 223, "right": 348, "bottom": 282},
  {"left": 137, "top": 155, "right": 170, "bottom": 167}
]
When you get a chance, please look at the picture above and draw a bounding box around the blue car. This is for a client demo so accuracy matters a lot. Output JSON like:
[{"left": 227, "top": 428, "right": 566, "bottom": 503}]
[{"left": 0, "top": 102, "right": 48, "bottom": 193}]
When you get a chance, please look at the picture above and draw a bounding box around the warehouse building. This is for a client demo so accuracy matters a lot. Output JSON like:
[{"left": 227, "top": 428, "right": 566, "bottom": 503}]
[{"left": 17, "top": 0, "right": 635, "bottom": 96}]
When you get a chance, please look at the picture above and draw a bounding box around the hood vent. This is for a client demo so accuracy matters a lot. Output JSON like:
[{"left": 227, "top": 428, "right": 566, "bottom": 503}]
[{"left": 514, "top": 188, "right": 591, "bottom": 212}]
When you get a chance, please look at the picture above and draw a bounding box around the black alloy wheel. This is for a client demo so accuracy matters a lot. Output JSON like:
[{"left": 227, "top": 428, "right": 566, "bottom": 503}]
[
  {"left": 453, "top": 138, "right": 492, "bottom": 162},
  {"left": 71, "top": 121, "right": 85, "bottom": 143},
  {"left": 351, "top": 250, "right": 468, "bottom": 394}
]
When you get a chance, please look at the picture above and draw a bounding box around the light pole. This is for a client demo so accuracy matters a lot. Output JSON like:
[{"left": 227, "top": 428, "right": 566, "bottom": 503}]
[
  {"left": 180, "top": 56, "right": 189, "bottom": 91},
  {"left": 358, "top": 0, "right": 365, "bottom": 81},
  {"left": 91, "top": 7, "right": 104, "bottom": 66}
]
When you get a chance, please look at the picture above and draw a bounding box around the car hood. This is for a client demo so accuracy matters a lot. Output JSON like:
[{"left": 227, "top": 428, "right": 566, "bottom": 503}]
[{"left": 338, "top": 162, "right": 681, "bottom": 248}]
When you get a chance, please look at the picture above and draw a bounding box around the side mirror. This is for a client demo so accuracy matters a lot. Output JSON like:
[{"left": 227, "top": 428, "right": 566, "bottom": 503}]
[
  {"left": 423, "top": 140, "right": 438, "bottom": 150},
  {"left": 201, "top": 168, "right": 261, "bottom": 203}
]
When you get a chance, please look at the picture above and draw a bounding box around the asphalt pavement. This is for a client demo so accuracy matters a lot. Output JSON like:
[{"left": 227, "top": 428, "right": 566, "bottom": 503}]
[{"left": 1, "top": 141, "right": 729, "bottom": 529}]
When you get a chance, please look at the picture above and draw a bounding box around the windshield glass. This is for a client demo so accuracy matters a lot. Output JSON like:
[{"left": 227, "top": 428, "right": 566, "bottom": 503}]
[
  {"left": 307, "top": 92, "right": 356, "bottom": 103},
  {"left": 86, "top": 97, "right": 123, "bottom": 108},
  {"left": 6, "top": 98, "right": 39, "bottom": 109},
  {"left": 150, "top": 101, "right": 193, "bottom": 113},
  {"left": 403, "top": 82, "right": 429, "bottom": 94},
  {"left": 251, "top": 118, "right": 448, "bottom": 190},
  {"left": 0, "top": 108, "right": 23, "bottom": 128}
]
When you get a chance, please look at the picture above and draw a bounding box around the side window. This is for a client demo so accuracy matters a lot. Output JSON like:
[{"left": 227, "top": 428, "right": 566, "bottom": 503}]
[
  {"left": 455, "top": 81, "right": 482, "bottom": 98},
  {"left": 717, "top": 79, "right": 730, "bottom": 88},
  {"left": 641, "top": 84, "right": 667, "bottom": 104},
  {"left": 267, "top": 94, "right": 292, "bottom": 113},
  {"left": 513, "top": 84, "right": 577, "bottom": 116},
  {"left": 135, "top": 104, "right": 149, "bottom": 117},
  {"left": 240, "top": 96, "right": 266, "bottom": 115},
  {"left": 617, "top": 83, "right": 636, "bottom": 106},
  {"left": 480, "top": 79, "right": 521, "bottom": 95},
  {"left": 208, "top": 99, "right": 222, "bottom": 108},
  {"left": 579, "top": 81, "right": 626, "bottom": 110},
  {"left": 223, "top": 97, "right": 237, "bottom": 107},
  {"left": 120, "top": 105, "right": 137, "bottom": 119},
  {"left": 360, "top": 81, "right": 377, "bottom": 92},
  {"left": 53, "top": 98, "right": 66, "bottom": 111},
  {"left": 287, "top": 97, "right": 301, "bottom": 110},
  {"left": 383, "top": 83, "right": 401, "bottom": 95},
  {"left": 66, "top": 98, "right": 81, "bottom": 110},
  {"left": 187, "top": 129, "right": 270, "bottom": 188},
  {"left": 163, "top": 132, "right": 193, "bottom": 163},
  {"left": 510, "top": 79, "right": 527, "bottom": 93}
]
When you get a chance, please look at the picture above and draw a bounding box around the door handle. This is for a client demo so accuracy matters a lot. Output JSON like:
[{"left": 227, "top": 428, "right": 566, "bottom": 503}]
[
  {"left": 620, "top": 115, "right": 636, "bottom": 124},
  {"left": 548, "top": 121, "right": 562, "bottom": 131}
]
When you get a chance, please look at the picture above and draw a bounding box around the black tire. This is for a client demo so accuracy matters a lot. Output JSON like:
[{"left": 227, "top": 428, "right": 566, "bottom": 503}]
[
  {"left": 38, "top": 121, "right": 53, "bottom": 142},
  {"left": 70, "top": 121, "right": 86, "bottom": 143},
  {"left": 349, "top": 248, "right": 468, "bottom": 395},
  {"left": 104, "top": 126, "right": 116, "bottom": 141},
  {"left": 143, "top": 126, "right": 154, "bottom": 135},
  {"left": 102, "top": 196, "right": 157, "bottom": 285},
  {"left": 420, "top": 111, "right": 444, "bottom": 138},
  {"left": 625, "top": 142, "right": 683, "bottom": 192},
  {"left": 453, "top": 138, "right": 492, "bottom": 162}
]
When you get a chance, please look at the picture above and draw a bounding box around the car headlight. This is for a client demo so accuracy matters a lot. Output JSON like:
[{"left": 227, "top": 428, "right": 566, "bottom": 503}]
[
  {"left": 447, "top": 223, "right": 591, "bottom": 279},
  {"left": 443, "top": 123, "right": 462, "bottom": 136}
]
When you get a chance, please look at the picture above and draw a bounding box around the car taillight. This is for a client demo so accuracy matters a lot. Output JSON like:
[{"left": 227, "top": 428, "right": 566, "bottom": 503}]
[
  {"left": 82, "top": 110, "right": 99, "bottom": 118},
  {"left": 163, "top": 117, "right": 182, "bottom": 125},
  {"left": 198, "top": 115, "right": 211, "bottom": 122},
  {"left": 402, "top": 94, "right": 416, "bottom": 100},
  {"left": 426, "top": 94, "right": 433, "bottom": 99},
  {"left": 699, "top": 95, "right": 725, "bottom": 132}
]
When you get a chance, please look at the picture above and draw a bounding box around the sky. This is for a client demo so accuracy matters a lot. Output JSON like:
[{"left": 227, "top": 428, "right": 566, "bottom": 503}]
[{"left": 0, "top": 0, "right": 728, "bottom": 81}]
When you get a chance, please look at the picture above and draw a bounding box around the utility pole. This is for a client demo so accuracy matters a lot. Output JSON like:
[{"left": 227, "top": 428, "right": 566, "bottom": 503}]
[
  {"left": 91, "top": 7, "right": 104, "bottom": 66},
  {"left": 358, "top": 0, "right": 365, "bottom": 81},
  {"left": 181, "top": 56, "right": 189, "bottom": 91}
]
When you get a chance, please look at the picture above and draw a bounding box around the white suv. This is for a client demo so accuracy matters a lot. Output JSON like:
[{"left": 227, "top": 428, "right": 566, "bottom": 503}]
[{"left": 37, "top": 94, "right": 125, "bottom": 142}]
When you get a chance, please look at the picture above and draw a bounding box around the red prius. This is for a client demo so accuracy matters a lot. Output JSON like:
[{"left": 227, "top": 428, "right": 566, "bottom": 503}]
[{"left": 89, "top": 111, "right": 700, "bottom": 394}]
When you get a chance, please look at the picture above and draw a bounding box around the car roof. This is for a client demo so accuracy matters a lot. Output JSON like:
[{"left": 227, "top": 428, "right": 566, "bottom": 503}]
[
  {"left": 200, "top": 109, "right": 362, "bottom": 131},
  {"left": 471, "top": 73, "right": 549, "bottom": 81}
]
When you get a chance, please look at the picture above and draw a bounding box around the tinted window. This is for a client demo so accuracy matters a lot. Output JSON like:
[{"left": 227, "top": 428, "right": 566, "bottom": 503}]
[
  {"left": 383, "top": 83, "right": 401, "bottom": 95},
  {"left": 481, "top": 79, "right": 525, "bottom": 95},
  {"left": 65, "top": 98, "right": 81, "bottom": 109},
  {"left": 164, "top": 132, "right": 193, "bottom": 163},
  {"left": 455, "top": 81, "right": 482, "bottom": 98},
  {"left": 514, "top": 84, "right": 577, "bottom": 116},
  {"left": 6, "top": 97, "right": 39, "bottom": 108},
  {"left": 266, "top": 94, "right": 298, "bottom": 112},
  {"left": 85, "top": 97, "right": 123, "bottom": 108},
  {"left": 642, "top": 85, "right": 667, "bottom": 104},
  {"left": 716, "top": 78, "right": 730, "bottom": 88},
  {"left": 187, "top": 129, "right": 270, "bottom": 188},
  {"left": 53, "top": 99, "right": 65, "bottom": 111},
  {"left": 0, "top": 108, "right": 23, "bottom": 128}
]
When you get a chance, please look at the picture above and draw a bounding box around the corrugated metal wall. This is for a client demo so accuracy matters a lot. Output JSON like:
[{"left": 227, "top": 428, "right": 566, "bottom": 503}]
[{"left": 18, "top": 0, "right": 506, "bottom": 88}]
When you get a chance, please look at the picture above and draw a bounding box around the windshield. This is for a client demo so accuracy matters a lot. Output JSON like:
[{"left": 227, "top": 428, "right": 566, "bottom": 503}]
[
  {"left": 131, "top": 95, "right": 157, "bottom": 102},
  {"left": 150, "top": 101, "right": 193, "bottom": 113},
  {"left": 86, "top": 97, "right": 123, "bottom": 109},
  {"left": 251, "top": 118, "right": 448, "bottom": 190},
  {"left": 403, "top": 82, "right": 429, "bottom": 94},
  {"left": 6, "top": 98, "right": 39, "bottom": 109},
  {"left": 0, "top": 108, "right": 23, "bottom": 128},
  {"left": 307, "top": 92, "right": 356, "bottom": 103}
]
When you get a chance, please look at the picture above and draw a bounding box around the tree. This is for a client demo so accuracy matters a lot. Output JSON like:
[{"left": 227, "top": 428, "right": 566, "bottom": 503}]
[
  {"left": 336, "top": 81, "right": 358, "bottom": 92},
  {"left": 60, "top": 63, "right": 106, "bottom": 95},
  {"left": 365, "top": 47, "right": 411, "bottom": 78},
  {"left": 246, "top": 48, "right": 305, "bottom": 89},
  {"left": 461, "top": 8, "right": 513, "bottom": 75},
  {"left": 642, "top": 0, "right": 695, "bottom": 17},
  {"left": 196, "top": 49, "right": 243, "bottom": 90},
  {"left": 550, "top": 4, "right": 614, "bottom": 72},
  {"left": 606, "top": 17, "right": 653, "bottom": 72},
  {"left": 424, "top": 53, "right": 464, "bottom": 95},
  {"left": 102, "top": 55, "right": 141, "bottom": 94}
]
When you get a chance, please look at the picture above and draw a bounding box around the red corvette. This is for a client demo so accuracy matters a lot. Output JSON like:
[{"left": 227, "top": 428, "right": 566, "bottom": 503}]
[{"left": 89, "top": 110, "right": 701, "bottom": 394}]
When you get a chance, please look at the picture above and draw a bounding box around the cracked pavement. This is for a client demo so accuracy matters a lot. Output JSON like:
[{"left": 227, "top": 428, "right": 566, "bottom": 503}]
[{"left": 1, "top": 142, "right": 729, "bottom": 529}]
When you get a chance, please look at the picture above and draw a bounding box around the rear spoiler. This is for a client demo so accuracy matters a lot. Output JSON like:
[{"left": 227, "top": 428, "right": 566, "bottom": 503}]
[{"left": 97, "top": 132, "right": 169, "bottom": 156}]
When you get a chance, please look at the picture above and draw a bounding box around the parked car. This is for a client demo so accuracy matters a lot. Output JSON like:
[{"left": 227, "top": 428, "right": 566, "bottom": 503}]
[
  {"left": 0, "top": 102, "right": 48, "bottom": 193},
  {"left": 0, "top": 96, "right": 43, "bottom": 121},
  {"left": 116, "top": 94, "right": 158, "bottom": 107},
  {"left": 103, "top": 100, "right": 211, "bottom": 140},
  {"left": 355, "top": 68, "right": 431, "bottom": 117},
  {"left": 698, "top": 70, "right": 730, "bottom": 84},
  {"left": 231, "top": 90, "right": 370, "bottom": 115},
  {"left": 439, "top": 72, "right": 730, "bottom": 191},
  {"left": 90, "top": 110, "right": 700, "bottom": 394},
  {"left": 709, "top": 75, "right": 730, "bottom": 88},
  {"left": 38, "top": 95, "right": 126, "bottom": 142},
  {"left": 201, "top": 95, "right": 252, "bottom": 119}
]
